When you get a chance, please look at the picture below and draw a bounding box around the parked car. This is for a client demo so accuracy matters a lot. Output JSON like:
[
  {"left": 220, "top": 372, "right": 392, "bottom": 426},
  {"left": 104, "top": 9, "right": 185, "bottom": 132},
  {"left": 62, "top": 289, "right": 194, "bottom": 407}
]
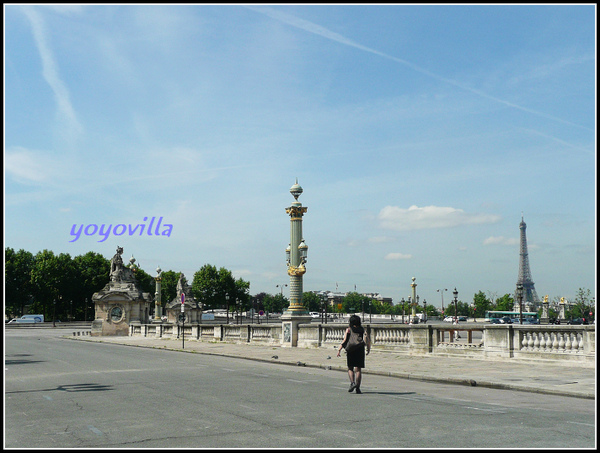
[{"left": 8, "top": 314, "right": 44, "bottom": 324}]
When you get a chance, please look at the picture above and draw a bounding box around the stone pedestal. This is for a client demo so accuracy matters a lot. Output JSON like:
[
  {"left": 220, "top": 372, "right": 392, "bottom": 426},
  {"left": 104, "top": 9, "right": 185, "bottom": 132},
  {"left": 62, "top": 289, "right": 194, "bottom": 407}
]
[
  {"left": 91, "top": 246, "right": 152, "bottom": 336},
  {"left": 281, "top": 313, "right": 312, "bottom": 347},
  {"left": 540, "top": 299, "right": 550, "bottom": 325}
]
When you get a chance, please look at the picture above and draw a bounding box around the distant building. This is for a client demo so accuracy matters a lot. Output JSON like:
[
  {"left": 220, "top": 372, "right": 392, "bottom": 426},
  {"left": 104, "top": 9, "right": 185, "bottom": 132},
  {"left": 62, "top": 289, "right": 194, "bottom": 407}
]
[{"left": 310, "top": 290, "right": 393, "bottom": 310}]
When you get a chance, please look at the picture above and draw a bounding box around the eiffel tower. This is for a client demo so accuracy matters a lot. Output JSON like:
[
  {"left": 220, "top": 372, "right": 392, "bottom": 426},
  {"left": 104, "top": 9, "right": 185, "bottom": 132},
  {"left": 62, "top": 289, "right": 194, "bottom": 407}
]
[{"left": 515, "top": 215, "right": 540, "bottom": 311}]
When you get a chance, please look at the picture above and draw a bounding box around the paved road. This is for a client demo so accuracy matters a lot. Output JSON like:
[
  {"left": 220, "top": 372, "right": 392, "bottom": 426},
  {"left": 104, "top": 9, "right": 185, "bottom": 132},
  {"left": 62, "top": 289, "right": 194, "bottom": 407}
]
[{"left": 5, "top": 329, "right": 596, "bottom": 448}]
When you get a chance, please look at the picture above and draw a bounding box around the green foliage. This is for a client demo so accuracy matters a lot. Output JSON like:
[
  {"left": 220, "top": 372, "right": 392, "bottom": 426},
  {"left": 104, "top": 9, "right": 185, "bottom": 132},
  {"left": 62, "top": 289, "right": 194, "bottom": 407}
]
[
  {"left": 342, "top": 292, "right": 369, "bottom": 313},
  {"left": 261, "top": 293, "right": 288, "bottom": 313},
  {"left": 158, "top": 270, "right": 180, "bottom": 308},
  {"left": 30, "top": 250, "right": 77, "bottom": 320},
  {"left": 4, "top": 248, "right": 34, "bottom": 317},
  {"left": 130, "top": 266, "right": 154, "bottom": 294},
  {"left": 494, "top": 294, "right": 514, "bottom": 311},
  {"left": 472, "top": 290, "right": 492, "bottom": 316},
  {"left": 191, "top": 264, "right": 249, "bottom": 311},
  {"left": 302, "top": 292, "right": 321, "bottom": 312}
]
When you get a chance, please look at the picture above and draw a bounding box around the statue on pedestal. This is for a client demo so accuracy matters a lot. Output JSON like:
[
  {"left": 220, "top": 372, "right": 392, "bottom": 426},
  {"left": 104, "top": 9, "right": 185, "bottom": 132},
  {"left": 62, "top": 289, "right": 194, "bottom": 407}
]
[{"left": 110, "top": 246, "right": 125, "bottom": 282}]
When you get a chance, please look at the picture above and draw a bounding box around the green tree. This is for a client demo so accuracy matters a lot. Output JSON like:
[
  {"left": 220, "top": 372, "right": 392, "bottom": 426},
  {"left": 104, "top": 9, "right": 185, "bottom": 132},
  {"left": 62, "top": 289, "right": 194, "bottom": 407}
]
[
  {"left": 191, "top": 264, "right": 222, "bottom": 310},
  {"left": 342, "top": 292, "right": 369, "bottom": 313},
  {"left": 252, "top": 292, "right": 268, "bottom": 312},
  {"left": 424, "top": 304, "right": 440, "bottom": 318},
  {"left": 391, "top": 299, "right": 411, "bottom": 319},
  {"left": 158, "top": 270, "right": 180, "bottom": 309},
  {"left": 472, "top": 291, "right": 492, "bottom": 319},
  {"left": 494, "top": 294, "right": 514, "bottom": 311},
  {"left": 233, "top": 278, "right": 251, "bottom": 311},
  {"left": 30, "top": 250, "right": 76, "bottom": 321},
  {"left": 191, "top": 264, "right": 243, "bottom": 316},
  {"left": 371, "top": 299, "right": 392, "bottom": 315},
  {"left": 262, "top": 293, "right": 288, "bottom": 314},
  {"left": 5, "top": 248, "right": 34, "bottom": 318},
  {"left": 572, "top": 288, "right": 592, "bottom": 320},
  {"left": 302, "top": 292, "right": 321, "bottom": 312},
  {"left": 129, "top": 265, "right": 154, "bottom": 294},
  {"left": 72, "top": 251, "right": 110, "bottom": 320}
]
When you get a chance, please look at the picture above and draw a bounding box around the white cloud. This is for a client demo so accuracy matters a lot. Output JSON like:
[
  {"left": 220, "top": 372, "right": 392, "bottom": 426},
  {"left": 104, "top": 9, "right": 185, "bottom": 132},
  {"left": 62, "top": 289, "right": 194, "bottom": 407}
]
[
  {"left": 21, "top": 6, "right": 83, "bottom": 145},
  {"left": 384, "top": 253, "right": 412, "bottom": 260},
  {"left": 483, "top": 236, "right": 519, "bottom": 246},
  {"left": 378, "top": 205, "right": 501, "bottom": 231},
  {"left": 368, "top": 236, "right": 395, "bottom": 243},
  {"left": 5, "top": 147, "right": 65, "bottom": 184},
  {"left": 248, "top": 6, "right": 591, "bottom": 131}
]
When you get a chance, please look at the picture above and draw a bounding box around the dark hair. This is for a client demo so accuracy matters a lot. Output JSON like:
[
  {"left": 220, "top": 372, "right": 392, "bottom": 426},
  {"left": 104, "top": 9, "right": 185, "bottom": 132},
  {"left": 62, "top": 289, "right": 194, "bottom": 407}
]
[{"left": 349, "top": 314, "right": 362, "bottom": 327}]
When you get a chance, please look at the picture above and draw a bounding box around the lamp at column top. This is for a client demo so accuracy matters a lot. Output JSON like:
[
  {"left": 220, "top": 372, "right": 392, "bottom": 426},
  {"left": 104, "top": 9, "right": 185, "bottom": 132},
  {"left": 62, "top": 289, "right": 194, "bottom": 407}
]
[{"left": 290, "top": 178, "right": 303, "bottom": 200}]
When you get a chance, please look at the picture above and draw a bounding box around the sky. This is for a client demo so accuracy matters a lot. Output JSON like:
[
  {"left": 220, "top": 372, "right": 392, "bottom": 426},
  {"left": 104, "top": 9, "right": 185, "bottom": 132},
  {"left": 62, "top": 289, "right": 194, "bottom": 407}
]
[{"left": 4, "top": 4, "right": 596, "bottom": 308}]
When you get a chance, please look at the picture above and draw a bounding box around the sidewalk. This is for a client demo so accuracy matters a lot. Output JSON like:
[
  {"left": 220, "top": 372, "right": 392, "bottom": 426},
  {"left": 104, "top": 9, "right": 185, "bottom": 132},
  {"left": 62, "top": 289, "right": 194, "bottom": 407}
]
[{"left": 68, "top": 334, "right": 596, "bottom": 399}]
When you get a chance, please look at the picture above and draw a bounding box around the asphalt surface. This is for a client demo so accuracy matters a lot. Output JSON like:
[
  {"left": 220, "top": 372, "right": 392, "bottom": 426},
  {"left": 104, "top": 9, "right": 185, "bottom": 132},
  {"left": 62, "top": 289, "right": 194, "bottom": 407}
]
[
  {"left": 5, "top": 328, "right": 596, "bottom": 448},
  {"left": 68, "top": 330, "right": 596, "bottom": 399}
]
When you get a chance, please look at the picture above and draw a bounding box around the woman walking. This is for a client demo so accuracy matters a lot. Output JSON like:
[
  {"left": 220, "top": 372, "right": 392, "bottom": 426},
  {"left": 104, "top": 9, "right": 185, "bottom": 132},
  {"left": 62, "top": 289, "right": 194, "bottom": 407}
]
[{"left": 337, "top": 314, "right": 371, "bottom": 394}]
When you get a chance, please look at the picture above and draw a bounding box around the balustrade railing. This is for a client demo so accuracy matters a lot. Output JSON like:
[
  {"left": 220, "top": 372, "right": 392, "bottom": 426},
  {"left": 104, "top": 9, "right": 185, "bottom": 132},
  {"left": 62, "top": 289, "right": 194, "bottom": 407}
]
[
  {"left": 129, "top": 322, "right": 594, "bottom": 365},
  {"left": 518, "top": 329, "right": 585, "bottom": 353}
]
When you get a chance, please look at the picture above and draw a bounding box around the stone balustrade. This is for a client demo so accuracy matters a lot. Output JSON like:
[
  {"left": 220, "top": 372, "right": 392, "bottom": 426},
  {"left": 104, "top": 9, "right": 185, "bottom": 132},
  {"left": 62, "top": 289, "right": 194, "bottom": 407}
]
[{"left": 130, "top": 322, "right": 595, "bottom": 366}]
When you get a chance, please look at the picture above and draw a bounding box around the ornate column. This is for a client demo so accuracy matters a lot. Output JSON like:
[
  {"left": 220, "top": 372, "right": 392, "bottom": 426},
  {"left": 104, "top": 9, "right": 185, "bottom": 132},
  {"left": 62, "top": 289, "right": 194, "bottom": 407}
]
[
  {"left": 153, "top": 266, "right": 162, "bottom": 323},
  {"left": 281, "top": 179, "right": 311, "bottom": 347}
]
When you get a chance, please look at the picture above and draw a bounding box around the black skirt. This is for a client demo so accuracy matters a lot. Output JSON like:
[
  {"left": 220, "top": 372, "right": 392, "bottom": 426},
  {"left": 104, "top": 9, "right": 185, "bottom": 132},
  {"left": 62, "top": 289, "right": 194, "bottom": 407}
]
[{"left": 346, "top": 345, "right": 365, "bottom": 369}]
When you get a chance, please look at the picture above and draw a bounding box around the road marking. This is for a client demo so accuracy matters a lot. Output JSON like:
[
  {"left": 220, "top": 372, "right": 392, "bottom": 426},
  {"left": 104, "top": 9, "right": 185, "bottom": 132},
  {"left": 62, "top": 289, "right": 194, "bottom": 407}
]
[
  {"left": 88, "top": 426, "right": 103, "bottom": 436},
  {"left": 464, "top": 406, "right": 507, "bottom": 413},
  {"left": 287, "top": 379, "right": 308, "bottom": 384},
  {"left": 567, "top": 421, "right": 595, "bottom": 427},
  {"left": 43, "top": 395, "right": 52, "bottom": 401}
]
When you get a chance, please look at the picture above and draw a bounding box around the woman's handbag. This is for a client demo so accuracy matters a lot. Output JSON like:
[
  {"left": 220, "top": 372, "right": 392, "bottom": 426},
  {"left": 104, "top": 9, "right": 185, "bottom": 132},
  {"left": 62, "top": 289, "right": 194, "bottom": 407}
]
[{"left": 345, "top": 329, "right": 365, "bottom": 352}]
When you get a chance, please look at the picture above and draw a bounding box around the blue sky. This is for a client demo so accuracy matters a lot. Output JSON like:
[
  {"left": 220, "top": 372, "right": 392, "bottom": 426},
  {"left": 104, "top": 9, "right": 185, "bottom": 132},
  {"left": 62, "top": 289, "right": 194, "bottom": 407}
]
[{"left": 4, "top": 4, "right": 596, "bottom": 307}]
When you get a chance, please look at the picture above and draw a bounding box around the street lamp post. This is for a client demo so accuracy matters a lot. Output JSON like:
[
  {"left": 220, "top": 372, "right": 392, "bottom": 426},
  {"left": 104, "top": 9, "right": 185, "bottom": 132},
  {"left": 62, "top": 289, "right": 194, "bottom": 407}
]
[
  {"left": 225, "top": 293, "right": 230, "bottom": 324},
  {"left": 282, "top": 179, "right": 311, "bottom": 347},
  {"left": 437, "top": 288, "right": 447, "bottom": 318},
  {"left": 319, "top": 293, "right": 328, "bottom": 324},
  {"left": 276, "top": 284, "right": 287, "bottom": 295},
  {"left": 453, "top": 288, "right": 459, "bottom": 323},
  {"left": 361, "top": 299, "right": 365, "bottom": 322},
  {"left": 401, "top": 298, "right": 405, "bottom": 324},
  {"left": 423, "top": 299, "right": 427, "bottom": 323}
]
